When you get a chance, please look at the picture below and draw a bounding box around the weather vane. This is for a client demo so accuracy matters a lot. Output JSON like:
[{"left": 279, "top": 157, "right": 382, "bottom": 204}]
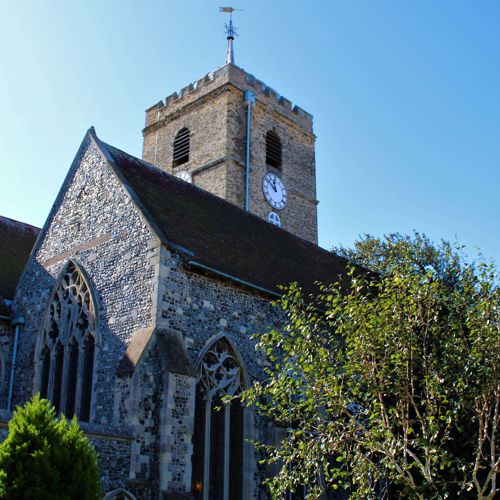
[{"left": 220, "top": 7, "right": 243, "bottom": 65}]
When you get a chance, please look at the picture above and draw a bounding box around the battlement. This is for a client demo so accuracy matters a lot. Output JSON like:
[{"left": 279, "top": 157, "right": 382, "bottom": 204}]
[{"left": 145, "top": 64, "right": 313, "bottom": 134}]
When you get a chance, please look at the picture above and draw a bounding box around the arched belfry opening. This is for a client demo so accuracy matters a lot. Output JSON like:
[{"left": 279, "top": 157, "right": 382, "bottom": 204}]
[
  {"left": 173, "top": 127, "right": 190, "bottom": 167},
  {"left": 191, "top": 337, "right": 245, "bottom": 500},
  {"left": 37, "top": 261, "right": 97, "bottom": 421},
  {"left": 266, "top": 130, "right": 282, "bottom": 169}
]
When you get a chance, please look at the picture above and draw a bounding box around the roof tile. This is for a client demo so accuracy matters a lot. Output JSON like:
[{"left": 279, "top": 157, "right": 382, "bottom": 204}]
[
  {"left": 101, "top": 141, "right": 353, "bottom": 296},
  {"left": 0, "top": 216, "right": 40, "bottom": 314}
]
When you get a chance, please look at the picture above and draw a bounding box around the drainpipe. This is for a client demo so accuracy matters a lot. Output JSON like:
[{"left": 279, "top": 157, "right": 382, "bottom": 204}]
[
  {"left": 244, "top": 90, "right": 255, "bottom": 212},
  {"left": 7, "top": 314, "right": 25, "bottom": 411}
]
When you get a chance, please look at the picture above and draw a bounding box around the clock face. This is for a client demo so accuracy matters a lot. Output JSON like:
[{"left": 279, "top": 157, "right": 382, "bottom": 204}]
[
  {"left": 263, "top": 173, "right": 287, "bottom": 210},
  {"left": 175, "top": 170, "right": 192, "bottom": 183}
]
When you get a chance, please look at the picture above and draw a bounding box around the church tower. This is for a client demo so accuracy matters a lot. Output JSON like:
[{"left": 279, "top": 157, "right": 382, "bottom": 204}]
[{"left": 142, "top": 20, "right": 318, "bottom": 244}]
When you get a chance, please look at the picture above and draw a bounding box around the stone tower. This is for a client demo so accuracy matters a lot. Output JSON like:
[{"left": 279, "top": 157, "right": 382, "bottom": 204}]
[{"left": 142, "top": 63, "right": 318, "bottom": 244}]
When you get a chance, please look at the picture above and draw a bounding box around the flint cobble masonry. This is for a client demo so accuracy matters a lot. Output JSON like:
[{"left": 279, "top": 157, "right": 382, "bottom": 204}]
[
  {"left": 0, "top": 57, "right": 336, "bottom": 498},
  {"left": 4, "top": 136, "right": 283, "bottom": 498},
  {"left": 8, "top": 140, "right": 159, "bottom": 497}
]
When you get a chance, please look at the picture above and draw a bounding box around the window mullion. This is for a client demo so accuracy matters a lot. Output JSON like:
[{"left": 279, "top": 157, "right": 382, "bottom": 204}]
[
  {"left": 223, "top": 404, "right": 231, "bottom": 500},
  {"left": 47, "top": 347, "right": 56, "bottom": 403},
  {"left": 203, "top": 394, "right": 212, "bottom": 500}
]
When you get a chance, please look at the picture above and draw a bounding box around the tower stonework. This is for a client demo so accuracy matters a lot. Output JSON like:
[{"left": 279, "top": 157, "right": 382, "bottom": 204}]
[{"left": 142, "top": 64, "right": 318, "bottom": 244}]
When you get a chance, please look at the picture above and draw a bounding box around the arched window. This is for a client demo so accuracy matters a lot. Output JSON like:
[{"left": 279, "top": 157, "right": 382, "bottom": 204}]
[
  {"left": 268, "top": 211, "right": 281, "bottom": 227},
  {"left": 191, "top": 338, "right": 244, "bottom": 500},
  {"left": 38, "top": 262, "right": 97, "bottom": 421},
  {"left": 266, "top": 130, "right": 282, "bottom": 169},
  {"left": 173, "top": 127, "right": 190, "bottom": 167},
  {"left": 103, "top": 488, "right": 136, "bottom": 500}
]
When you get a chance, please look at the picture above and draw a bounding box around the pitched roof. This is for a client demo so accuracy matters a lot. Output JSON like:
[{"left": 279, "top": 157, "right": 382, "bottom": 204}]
[
  {"left": 96, "top": 136, "right": 355, "bottom": 297},
  {"left": 0, "top": 216, "right": 40, "bottom": 316}
]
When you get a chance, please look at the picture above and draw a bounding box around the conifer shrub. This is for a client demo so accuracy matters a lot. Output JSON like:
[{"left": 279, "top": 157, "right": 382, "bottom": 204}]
[{"left": 0, "top": 394, "right": 101, "bottom": 499}]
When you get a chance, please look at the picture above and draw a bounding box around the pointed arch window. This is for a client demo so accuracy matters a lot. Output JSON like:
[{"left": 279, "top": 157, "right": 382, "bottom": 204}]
[
  {"left": 38, "top": 262, "right": 97, "bottom": 421},
  {"left": 173, "top": 127, "right": 190, "bottom": 167},
  {"left": 103, "top": 489, "right": 136, "bottom": 500},
  {"left": 266, "top": 130, "right": 282, "bottom": 169},
  {"left": 191, "top": 338, "right": 244, "bottom": 500}
]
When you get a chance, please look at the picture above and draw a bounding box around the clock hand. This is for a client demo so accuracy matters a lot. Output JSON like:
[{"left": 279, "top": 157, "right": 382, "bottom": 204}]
[{"left": 272, "top": 178, "right": 277, "bottom": 192}]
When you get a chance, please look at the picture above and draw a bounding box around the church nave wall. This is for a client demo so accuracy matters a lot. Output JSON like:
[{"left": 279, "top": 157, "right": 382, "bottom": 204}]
[
  {"left": 11, "top": 137, "right": 159, "bottom": 429},
  {"left": 150, "top": 248, "right": 283, "bottom": 497}
]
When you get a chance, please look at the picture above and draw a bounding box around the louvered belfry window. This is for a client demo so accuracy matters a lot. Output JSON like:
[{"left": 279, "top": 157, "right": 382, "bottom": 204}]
[
  {"left": 173, "top": 127, "right": 190, "bottom": 167},
  {"left": 38, "top": 262, "right": 96, "bottom": 421},
  {"left": 266, "top": 130, "right": 282, "bottom": 169}
]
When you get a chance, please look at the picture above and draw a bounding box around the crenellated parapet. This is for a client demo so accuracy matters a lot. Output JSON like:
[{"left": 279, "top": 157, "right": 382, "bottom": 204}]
[{"left": 144, "top": 64, "right": 313, "bottom": 134}]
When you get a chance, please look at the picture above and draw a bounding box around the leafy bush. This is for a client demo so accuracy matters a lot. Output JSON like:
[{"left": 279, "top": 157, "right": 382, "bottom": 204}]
[{"left": 239, "top": 234, "right": 499, "bottom": 499}]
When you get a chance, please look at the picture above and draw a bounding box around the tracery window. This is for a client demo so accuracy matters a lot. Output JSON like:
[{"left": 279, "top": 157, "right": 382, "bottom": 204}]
[
  {"left": 191, "top": 338, "right": 244, "bottom": 500},
  {"left": 103, "top": 489, "right": 136, "bottom": 500},
  {"left": 38, "top": 262, "right": 96, "bottom": 421},
  {"left": 266, "top": 130, "right": 282, "bottom": 169},
  {"left": 173, "top": 127, "right": 190, "bottom": 167}
]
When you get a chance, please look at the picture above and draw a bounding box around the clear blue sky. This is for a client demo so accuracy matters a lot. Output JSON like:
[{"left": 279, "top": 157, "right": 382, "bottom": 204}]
[{"left": 1, "top": 0, "right": 499, "bottom": 263}]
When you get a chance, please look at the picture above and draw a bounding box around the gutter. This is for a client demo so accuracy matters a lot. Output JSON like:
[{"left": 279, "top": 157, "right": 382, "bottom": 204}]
[
  {"left": 185, "top": 261, "right": 327, "bottom": 314},
  {"left": 186, "top": 260, "right": 281, "bottom": 298}
]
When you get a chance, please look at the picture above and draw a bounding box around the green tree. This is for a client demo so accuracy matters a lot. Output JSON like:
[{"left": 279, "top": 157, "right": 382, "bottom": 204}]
[
  {"left": 238, "top": 234, "right": 499, "bottom": 499},
  {"left": 0, "top": 394, "right": 101, "bottom": 499}
]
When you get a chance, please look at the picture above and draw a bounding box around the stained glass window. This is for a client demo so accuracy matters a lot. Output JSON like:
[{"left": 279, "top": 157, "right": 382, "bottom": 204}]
[
  {"left": 191, "top": 338, "right": 244, "bottom": 500},
  {"left": 38, "top": 262, "right": 97, "bottom": 421}
]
